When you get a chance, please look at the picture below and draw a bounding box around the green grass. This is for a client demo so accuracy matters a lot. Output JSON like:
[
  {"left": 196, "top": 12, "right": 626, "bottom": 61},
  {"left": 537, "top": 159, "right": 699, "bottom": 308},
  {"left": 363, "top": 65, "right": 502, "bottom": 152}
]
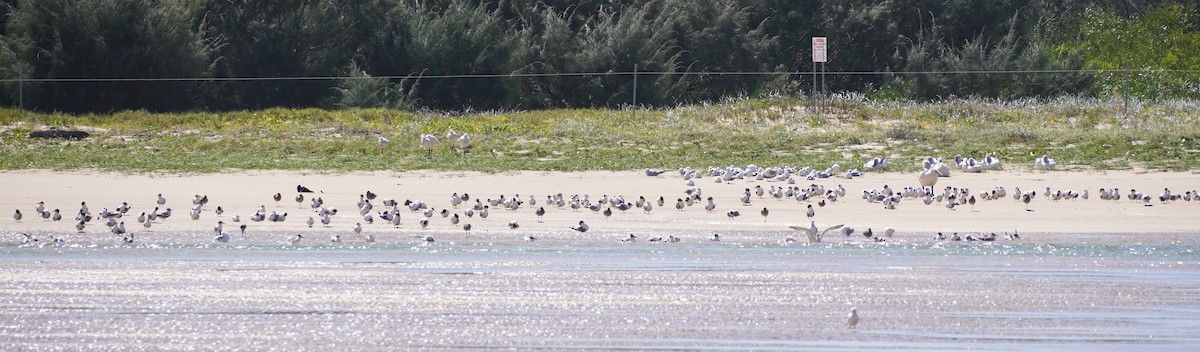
[{"left": 2, "top": 95, "right": 1199, "bottom": 173}]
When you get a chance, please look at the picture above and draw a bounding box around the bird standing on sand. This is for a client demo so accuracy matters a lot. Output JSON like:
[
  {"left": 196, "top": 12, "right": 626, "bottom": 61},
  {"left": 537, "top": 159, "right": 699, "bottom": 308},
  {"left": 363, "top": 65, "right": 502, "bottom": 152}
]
[
  {"left": 760, "top": 207, "right": 769, "bottom": 223},
  {"left": 806, "top": 204, "right": 815, "bottom": 219},
  {"left": 12, "top": 209, "right": 20, "bottom": 222},
  {"left": 157, "top": 194, "right": 167, "bottom": 205},
  {"left": 571, "top": 220, "right": 589, "bottom": 233},
  {"left": 273, "top": 193, "right": 282, "bottom": 205},
  {"left": 353, "top": 223, "right": 362, "bottom": 238},
  {"left": 848, "top": 308, "right": 860, "bottom": 329},
  {"left": 535, "top": 207, "right": 546, "bottom": 222}
]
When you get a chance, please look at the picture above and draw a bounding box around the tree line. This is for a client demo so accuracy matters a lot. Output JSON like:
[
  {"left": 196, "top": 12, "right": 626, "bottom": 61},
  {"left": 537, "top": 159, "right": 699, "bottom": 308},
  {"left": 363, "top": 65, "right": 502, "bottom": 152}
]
[{"left": 0, "top": 0, "right": 1196, "bottom": 113}]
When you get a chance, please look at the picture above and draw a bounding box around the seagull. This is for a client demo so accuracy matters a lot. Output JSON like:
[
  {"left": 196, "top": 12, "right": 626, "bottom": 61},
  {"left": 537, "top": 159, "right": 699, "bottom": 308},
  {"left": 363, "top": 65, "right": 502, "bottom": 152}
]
[
  {"left": 214, "top": 231, "right": 230, "bottom": 243},
  {"left": 535, "top": 207, "right": 546, "bottom": 222},
  {"left": 621, "top": 234, "right": 637, "bottom": 242},
  {"left": 883, "top": 227, "right": 895, "bottom": 238},
  {"left": 806, "top": 204, "right": 815, "bottom": 219},
  {"left": 214, "top": 206, "right": 224, "bottom": 217},
  {"left": 710, "top": 234, "right": 721, "bottom": 241},
  {"left": 424, "top": 235, "right": 436, "bottom": 244},
  {"left": 862, "top": 157, "right": 888, "bottom": 171},
  {"left": 508, "top": 220, "right": 520, "bottom": 230},
  {"left": 330, "top": 234, "right": 341, "bottom": 243},
  {"left": 1034, "top": 155, "right": 1056, "bottom": 170},
  {"left": 297, "top": 185, "right": 314, "bottom": 193},
  {"left": 760, "top": 207, "right": 769, "bottom": 223},
  {"left": 571, "top": 220, "right": 589, "bottom": 233},
  {"left": 307, "top": 216, "right": 315, "bottom": 228},
  {"left": 848, "top": 308, "right": 860, "bottom": 329},
  {"left": 295, "top": 194, "right": 304, "bottom": 208},
  {"left": 378, "top": 136, "right": 389, "bottom": 149},
  {"left": 463, "top": 223, "right": 472, "bottom": 235},
  {"left": 157, "top": 194, "right": 167, "bottom": 205},
  {"left": 290, "top": 234, "right": 304, "bottom": 244},
  {"left": 273, "top": 193, "right": 282, "bottom": 205},
  {"left": 644, "top": 168, "right": 665, "bottom": 176},
  {"left": 789, "top": 221, "right": 844, "bottom": 243},
  {"left": 12, "top": 209, "right": 20, "bottom": 222},
  {"left": 353, "top": 223, "right": 362, "bottom": 238}
]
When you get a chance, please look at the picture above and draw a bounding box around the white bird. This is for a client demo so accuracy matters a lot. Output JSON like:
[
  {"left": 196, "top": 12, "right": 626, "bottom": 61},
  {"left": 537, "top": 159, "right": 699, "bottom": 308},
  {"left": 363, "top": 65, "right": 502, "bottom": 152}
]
[
  {"left": 1035, "top": 154, "right": 1056, "bottom": 170},
  {"left": 307, "top": 216, "right": 315, "bottom": 228},
  {"left": 420, "top": 134, "right": 440, "bottom": 157},
  {"left": 862, "top": 157, "right": 888, "bottom": 171},
  {"left": 353, "top": 222, "right": 362, "bottom": 238},
  {"left": 883, "top": 227, "right": 895, "bottom": 238},
  {"left": 457, "top": 133, "right": 471, "bottom": 152},
  {"left": 330, "top": 234, "right": 341, "bottom": 243},
  {"left": 848, "top": 308, "right": 860, "bottom": 329},
  {"left": 918, "top": 168, "right": 939, "bottom": 192},
  {"left": 982, "top": 154, "right": 1001, "bottom": 170},
  {"left": 571, "top": 220, "right": 589, "bottom": 233},
  {"left": 214, "top": 231, "right": 230, "bottom": 243},
  {"left": 156, "top": 194, "right": 166, "bottom": 205},
  {"left": 378, "top": 136, "right": 389, "bottom": 149},
  {"left": 788, "top": 221, "right": 844, "bottom": 243},
  {"left": 289, "top": 234, "right": 304, "bottom": 245}
]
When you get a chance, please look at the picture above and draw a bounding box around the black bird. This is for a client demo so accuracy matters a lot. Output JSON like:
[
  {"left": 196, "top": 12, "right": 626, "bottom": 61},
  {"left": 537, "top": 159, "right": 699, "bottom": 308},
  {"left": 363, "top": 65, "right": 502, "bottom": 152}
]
[
  {"left": 365, "top": 191, "right": 377, "bottom": 200},
  {"left": 297, "top": 185, "right": 314, "bottom": 193}
]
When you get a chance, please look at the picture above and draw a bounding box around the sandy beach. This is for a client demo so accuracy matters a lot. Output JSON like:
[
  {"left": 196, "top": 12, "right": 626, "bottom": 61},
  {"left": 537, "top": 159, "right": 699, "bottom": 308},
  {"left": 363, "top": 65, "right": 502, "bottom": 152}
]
[
  {"left": 2, "top": 169, "right": 1198, "bottom": 238},
  {"left": 2, "top": 169, "right": 1199, "bottom": 351}
]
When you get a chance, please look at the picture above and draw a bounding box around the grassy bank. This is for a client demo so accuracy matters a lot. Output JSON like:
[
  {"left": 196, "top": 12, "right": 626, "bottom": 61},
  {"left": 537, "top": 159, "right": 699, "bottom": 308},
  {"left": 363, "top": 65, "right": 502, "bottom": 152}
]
[{"left": 1, "top": 95, "right": 1198, "bottom": 173}]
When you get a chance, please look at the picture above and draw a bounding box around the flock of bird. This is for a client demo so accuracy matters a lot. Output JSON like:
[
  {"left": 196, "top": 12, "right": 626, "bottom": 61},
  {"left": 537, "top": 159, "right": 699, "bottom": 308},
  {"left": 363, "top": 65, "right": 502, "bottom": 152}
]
[{"left": 8, "top": 151, "right": 1198, "bottom": 246}]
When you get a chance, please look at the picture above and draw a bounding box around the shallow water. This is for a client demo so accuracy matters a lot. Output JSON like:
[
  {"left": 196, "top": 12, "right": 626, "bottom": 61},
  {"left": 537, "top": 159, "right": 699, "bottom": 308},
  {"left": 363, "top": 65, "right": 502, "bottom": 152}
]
[{"left": 2, "top": 232, "right": 1199, "bottom": 351}]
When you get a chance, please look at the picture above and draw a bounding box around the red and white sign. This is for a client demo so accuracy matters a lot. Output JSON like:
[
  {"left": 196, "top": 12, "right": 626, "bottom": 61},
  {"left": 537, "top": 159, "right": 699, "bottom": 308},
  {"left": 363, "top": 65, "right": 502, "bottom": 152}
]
[{"left": 812, "top": 37, "right": 827, "bottom": 63}]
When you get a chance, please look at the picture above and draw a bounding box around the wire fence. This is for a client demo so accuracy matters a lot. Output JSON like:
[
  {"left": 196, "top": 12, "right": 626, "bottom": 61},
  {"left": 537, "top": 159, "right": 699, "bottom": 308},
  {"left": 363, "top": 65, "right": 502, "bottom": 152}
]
[{"left": 3, "top": 68, "right": 1199, "bottom": 82}]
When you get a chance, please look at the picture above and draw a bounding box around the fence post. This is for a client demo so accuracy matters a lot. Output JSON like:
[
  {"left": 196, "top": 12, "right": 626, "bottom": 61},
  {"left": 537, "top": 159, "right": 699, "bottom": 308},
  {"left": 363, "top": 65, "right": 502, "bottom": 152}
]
[
  {"left": 18, "top": 66, "right": 24, "bottom": 110},
  {"left": 632, "top": 64, "right": 638, "bottom": 120}
]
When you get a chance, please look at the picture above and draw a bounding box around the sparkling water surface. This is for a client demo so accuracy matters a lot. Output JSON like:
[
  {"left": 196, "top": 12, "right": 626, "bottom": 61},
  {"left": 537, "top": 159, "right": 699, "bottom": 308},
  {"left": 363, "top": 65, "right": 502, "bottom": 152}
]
[{"left": 2, "top": 231, "right": 1198, "bottom": 351}]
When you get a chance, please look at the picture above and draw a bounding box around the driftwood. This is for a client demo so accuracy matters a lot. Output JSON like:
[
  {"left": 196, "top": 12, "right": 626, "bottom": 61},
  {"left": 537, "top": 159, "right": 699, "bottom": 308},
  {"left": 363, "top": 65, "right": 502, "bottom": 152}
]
[{"left": 29, "top": 129, "right": 90, "bottom": 140}]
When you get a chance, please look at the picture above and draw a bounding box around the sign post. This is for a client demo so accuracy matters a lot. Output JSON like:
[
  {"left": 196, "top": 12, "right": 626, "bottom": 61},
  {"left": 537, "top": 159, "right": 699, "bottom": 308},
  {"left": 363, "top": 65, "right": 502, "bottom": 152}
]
[{"left": 812, "top": 37, "right": 827, "bottom": 114}]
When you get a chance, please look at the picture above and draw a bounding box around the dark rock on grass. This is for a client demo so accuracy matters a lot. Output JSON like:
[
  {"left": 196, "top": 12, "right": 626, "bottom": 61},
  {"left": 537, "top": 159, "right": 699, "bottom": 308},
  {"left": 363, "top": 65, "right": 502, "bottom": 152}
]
[{"left": 29, "top": 129, "right": 89, "bottom": 140}]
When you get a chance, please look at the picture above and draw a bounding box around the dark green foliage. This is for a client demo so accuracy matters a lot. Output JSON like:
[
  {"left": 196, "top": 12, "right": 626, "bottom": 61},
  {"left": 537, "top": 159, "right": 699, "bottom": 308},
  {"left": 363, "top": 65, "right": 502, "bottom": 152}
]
[
  {"left": 0, "top": 0, "right": 1196, "bottom": 113},
  {"left": 1, "top": 0, "right": 215, "bottom": 112}
]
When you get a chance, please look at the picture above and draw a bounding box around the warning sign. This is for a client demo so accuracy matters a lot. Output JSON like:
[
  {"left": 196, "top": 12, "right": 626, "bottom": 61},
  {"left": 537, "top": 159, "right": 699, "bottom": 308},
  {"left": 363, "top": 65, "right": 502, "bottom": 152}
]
[{"left": 812, "top": 37, "right": 827, "bottom": 63}]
